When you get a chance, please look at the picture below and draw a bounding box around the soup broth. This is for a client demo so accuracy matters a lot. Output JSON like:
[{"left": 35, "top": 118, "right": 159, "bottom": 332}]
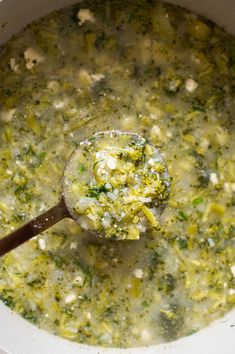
[{"left": 0, "top": 0, "right": 234, "bottom": 348}]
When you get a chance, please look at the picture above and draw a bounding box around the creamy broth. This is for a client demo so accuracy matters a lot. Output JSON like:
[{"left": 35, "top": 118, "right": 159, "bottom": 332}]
[{"left": 0, "top": 0, "right": 234, "bottom": 348}]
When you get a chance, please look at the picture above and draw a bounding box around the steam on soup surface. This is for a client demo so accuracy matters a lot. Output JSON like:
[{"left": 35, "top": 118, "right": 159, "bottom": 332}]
[{"left": 0, "top": 0, "right": 234, "bottom": 348}]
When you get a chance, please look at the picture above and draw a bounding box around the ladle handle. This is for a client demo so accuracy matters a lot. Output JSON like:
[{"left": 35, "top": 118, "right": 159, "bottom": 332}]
[{"left": 0, "top": 198, "right": 69, "bottom": 257}]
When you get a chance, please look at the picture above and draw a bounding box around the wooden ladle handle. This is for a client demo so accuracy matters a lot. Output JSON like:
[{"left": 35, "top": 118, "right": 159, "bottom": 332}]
[{"left": 0, "top": 198, "right": 69, "bottom": 257}]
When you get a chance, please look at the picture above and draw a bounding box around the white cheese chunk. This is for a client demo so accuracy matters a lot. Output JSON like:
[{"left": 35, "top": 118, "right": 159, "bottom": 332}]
[
  {"left": 209, "top": 172, "right": 219, "bottom": 185},
  {"left": 64, "top": 293, "right": 76, "bottom": 304},
  {"left": 133, "top": 269, "right": 144, "bottom": 279},
  {"left": 1, "top": 109, "right": 16, "bottom": 122},
  {"left": 24, "top": 47, "right": 45, "bottom": 70},
  {"left": 185, "top": 78, "right": 198, "bottom": 93},
  {"left": 73, "top": 273, "right": 84, "bottom": 286},
  {"left": 53, "top": 100, "right": 66, "bottom": 110},
  {"left": 38, "top": 238, "right": 46, "bottom": 250},
  {"left": 47, "top": 80, "right": 59, "bottom": 91},
  {"left": 231, "top": 265, "right": 235, "bottom": 277},
  {"left": 141, "top": 329, "right": 152, "bottom": 343},
  {"left": 208, "top": 238, "right": 215, "bottom": 247},
  {"left": 228, "top": 289, "right": 235, "bottom": 295},
  {"left": 106, "top": 156, "right": 117, "bottom": 170},
  {"left": 9, "top": 58, "right": 20, "bottom": 72},
  {"left": 77, "top": 9, "right": 95, "bottom": 25},
  {"left": 91, "top": 73, "right": 105, "bottom": 82},
  {"left": 70, "top": 242, "right": 77, "bottom": 250},
  {"left": 86, "top": 312, "right": 92, "bottom": 320},
  {"left": 150, "top": 125, "right": 161, "bottom": 138}
]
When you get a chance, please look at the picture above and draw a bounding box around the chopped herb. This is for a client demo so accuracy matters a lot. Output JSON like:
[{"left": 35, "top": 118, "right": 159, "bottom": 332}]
[
  {"left": 36, "top": 151, "right": 46, "bottom": 166},
  {"left": 27, "top": 277, "right": 45, "bottom": 288},
  {"left": 192, "top": 197, "right": 204, "bottom": 205},
  {"left": 22, "top": 309, "right": 38, "bottom": 323},
  {"left": 148, "top": 251, "right": 163, "bottom": 280},
  {"left": 11, "top": 214, "right": 26, "bottom": 224},
  {"left": 178, "top": 237, "right": 188, "bottom": 249},
  {"left": 0, "top": 292, "right": 15, "bottom": 308},
  {"left": 178, "top": 211, "right": 189, "bottom": 221},
  {"left": 73, "top": 257, "right": 93, "bottom": 287},
  {"left": 191, "top": 98, "right": 206, "bottom": 112},
  {"left": 78, "top": 163, "right": 86, "bottom": 172},
  {"left": 49, "top": 253, "right": 66, "bottom": 268},
  {"left": 142, "top": 300, "right": 150, "bottom": 307},
  {"left": 86, "top": 184, "right": 108, "bottom": 198}
]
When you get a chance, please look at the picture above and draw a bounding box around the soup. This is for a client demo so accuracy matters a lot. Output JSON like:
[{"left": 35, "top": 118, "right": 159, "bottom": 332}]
[{"left": 0, "top": 0, "right": 234, "bottom": 348}]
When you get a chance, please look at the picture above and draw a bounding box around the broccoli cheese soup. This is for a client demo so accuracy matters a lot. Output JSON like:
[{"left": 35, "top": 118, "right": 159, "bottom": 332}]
[{"left": 0, "top": 0, "right": 234, "bottom": 348}]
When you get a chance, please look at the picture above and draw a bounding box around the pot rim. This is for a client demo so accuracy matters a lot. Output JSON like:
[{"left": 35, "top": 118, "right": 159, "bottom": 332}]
[
  {"left": 0, "top": 1, "right": 234, "bottom": 353},
  {"left": 0, "top": 302, "right": 234, "bottom": 354}
]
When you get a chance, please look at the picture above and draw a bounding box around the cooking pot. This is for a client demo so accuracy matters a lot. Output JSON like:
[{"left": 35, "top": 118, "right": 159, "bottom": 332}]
[{"left": 0, "top": 1, "right": 234, "bottom": 353}]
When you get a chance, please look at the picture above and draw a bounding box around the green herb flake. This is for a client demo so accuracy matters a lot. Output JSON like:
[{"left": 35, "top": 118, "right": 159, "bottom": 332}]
[
  {"left": 35, "top": 151, "right": 46, "bottom": 167},
  {"left": 178, "top": 211, "right": 189, "bottom": 221},
  {"left": 192, "top": 197, "right": 204, "bottom": 206},
  {"left": 0, "top": 293, "right": 15, "bottom": 308},
  {"left": 141, "top": 300, "right": 150, "bottom": 308},
  {"left": 78, "top": 163, "right": 86, "bottom": 172},
  {"left": 87, "top": 184, "right": 108, "bottom": 198},
  {"left": 178, "top": 237, "right": 188, "bottom": 250}
]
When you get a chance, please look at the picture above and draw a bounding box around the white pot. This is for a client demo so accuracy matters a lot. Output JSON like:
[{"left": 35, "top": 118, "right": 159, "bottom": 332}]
[{"left": 0, "top": 1, "right": 234, "bottom": 353}]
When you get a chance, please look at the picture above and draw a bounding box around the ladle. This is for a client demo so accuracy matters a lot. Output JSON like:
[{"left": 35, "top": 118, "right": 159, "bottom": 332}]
[{"left": 0, "top": 130, "right": 171, "bottom": 256}]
